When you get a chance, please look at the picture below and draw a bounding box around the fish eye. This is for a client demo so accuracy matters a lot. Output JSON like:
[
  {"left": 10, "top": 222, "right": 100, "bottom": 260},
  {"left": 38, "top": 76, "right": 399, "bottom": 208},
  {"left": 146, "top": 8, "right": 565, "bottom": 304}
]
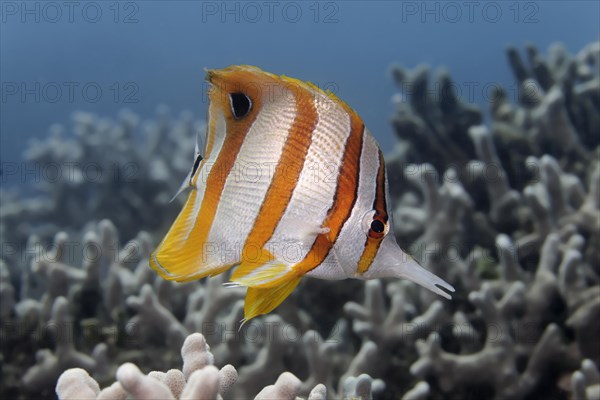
[
  {"left": 370, "top": 220, "right": 385, "bottom": 233},
  {"left": 361, "top": 210, "right": 389, "bottom": 239},
  {"left": 229, "top": 92, "right": 252, "bottom": 119}
]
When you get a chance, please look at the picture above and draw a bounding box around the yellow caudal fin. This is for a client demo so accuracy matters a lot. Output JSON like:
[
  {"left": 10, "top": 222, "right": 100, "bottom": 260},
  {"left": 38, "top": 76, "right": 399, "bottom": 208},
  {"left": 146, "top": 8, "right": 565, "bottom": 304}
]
[
  {"left": 150, "top": 190, "right": 233, "bottom": 282},
  {"left": 243, "top": 278, "right": 302, "bottom": 321},
  {"left": 230, "top": 247, "right": 297, "bottom": 289}
]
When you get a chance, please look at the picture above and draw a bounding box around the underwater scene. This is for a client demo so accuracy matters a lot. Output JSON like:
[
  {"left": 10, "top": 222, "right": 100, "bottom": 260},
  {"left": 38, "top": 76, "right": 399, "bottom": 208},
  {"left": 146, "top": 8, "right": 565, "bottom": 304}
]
[{"left": 1, "top": 1, "right": 599, "bottom": 399}]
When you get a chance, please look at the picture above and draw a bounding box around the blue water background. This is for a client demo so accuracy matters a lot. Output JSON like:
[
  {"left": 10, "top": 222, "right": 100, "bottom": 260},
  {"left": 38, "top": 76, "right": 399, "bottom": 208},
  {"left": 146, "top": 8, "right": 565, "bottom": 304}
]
[{"left": 1, "top": 1, "right": 599, "bottom": 186}]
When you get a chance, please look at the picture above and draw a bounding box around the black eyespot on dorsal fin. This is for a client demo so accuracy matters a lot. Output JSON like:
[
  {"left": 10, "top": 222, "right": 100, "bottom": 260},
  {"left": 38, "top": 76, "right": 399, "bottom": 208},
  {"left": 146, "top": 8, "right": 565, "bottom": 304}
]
[{"left": 229, "top": 92, "right": 252, "bottom": 119}]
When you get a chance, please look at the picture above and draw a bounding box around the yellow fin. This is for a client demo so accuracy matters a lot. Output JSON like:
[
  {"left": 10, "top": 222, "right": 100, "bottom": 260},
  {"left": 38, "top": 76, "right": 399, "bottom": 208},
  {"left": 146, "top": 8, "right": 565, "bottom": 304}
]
[
  {"left": 150, "top": 189, "right": 238, "bottom": 282},
  {"left": 231, "top": 247, "right": 297, "bottom": 288},
  {"left": 243, "top": 278, "right": 301, "bottom": 321}
]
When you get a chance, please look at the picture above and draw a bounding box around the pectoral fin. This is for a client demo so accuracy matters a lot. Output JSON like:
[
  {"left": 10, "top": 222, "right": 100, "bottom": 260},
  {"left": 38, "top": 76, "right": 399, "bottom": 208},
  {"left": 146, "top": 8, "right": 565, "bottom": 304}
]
[
  {"left": 283, "top": 215, "right": 331, "bottom": 244},
  {"left": 243, "top": 278, "right": 302, "bottom": 321},
  {"left": 231, "top": 247, "right": 297, "bottom": 288}
]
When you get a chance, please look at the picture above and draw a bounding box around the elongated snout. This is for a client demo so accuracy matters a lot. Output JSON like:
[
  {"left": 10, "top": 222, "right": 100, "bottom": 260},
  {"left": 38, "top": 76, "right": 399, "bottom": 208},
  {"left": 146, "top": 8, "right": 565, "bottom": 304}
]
[{"left": 361, "top": 235, "right": 455, "bottom": 299}]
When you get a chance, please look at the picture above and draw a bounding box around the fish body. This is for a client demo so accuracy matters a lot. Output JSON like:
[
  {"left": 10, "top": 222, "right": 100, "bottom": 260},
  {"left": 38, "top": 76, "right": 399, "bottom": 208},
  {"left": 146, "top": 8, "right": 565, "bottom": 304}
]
[{"left": 150, "top": 65, "right": 454, "bottom": 320}]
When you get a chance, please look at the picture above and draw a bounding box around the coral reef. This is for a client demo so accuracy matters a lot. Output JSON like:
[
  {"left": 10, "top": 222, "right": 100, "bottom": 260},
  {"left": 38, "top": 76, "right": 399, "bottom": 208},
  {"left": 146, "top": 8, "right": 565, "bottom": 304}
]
[
  {"left": 1, "top": 107, "right": 199, "bottom": 258},
  {"left": 384, "top": 41, "right": 600, "bottom": 399},
  {"left": 571, "top": 359, "right": 600, "bottom": 400},
  {"left": 0, "top": 42, "right": 598, "bottom": 399},
  {"left": 55, "top": 333, "right": 377, "bottom": 400}
]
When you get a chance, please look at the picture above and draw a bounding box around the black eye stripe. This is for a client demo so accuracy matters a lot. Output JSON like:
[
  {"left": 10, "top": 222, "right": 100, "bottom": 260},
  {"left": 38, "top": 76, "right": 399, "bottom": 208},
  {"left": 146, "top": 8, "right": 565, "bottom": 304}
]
[
  {"left": 370, "top": 220, "right": 385, "bottom": 233},
  {"left": 230, "top": 92, "right": 252, "bottom": 119}
]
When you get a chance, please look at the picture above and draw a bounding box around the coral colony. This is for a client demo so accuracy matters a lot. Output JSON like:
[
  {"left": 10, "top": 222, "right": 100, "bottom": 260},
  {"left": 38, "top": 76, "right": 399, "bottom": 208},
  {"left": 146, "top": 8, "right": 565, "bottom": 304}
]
[{"left": 0, "top": 42, "right": 598, "bottom": 399}]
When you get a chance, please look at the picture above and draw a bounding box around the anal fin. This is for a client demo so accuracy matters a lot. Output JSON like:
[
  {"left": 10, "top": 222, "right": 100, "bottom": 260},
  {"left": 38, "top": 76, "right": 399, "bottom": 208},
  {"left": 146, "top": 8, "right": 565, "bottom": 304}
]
[{"left": 243, "top": 278, "right": 302, "bottom": 321}]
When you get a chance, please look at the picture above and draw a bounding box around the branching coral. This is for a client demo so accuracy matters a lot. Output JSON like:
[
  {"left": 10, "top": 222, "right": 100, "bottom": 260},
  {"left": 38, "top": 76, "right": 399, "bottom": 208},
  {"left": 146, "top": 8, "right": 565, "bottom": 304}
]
[
  {"left": 383, "top": 42, "right": 600, "bottom": 399},
  {"left": 1, "top": 107, "right": 199, "bottom": 266},
  {"left": 55, "top": 332, "right": 380, "bottom": 400}
]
